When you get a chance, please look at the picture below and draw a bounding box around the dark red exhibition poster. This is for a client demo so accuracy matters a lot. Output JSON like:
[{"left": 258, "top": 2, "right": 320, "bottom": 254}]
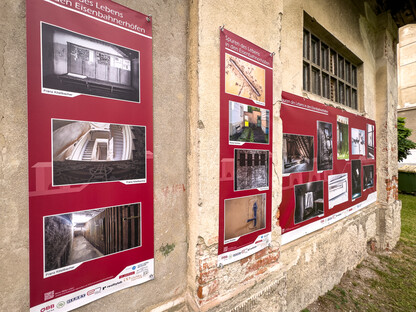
[
  {"left": 26, "top": 1, "right": 153, "bottom": 311},
  {"left": 218, "top": 29, "right": 273, "bottom": 266},
  {"left": 280, "top": 91, "right": 376, "bottom": 244}
]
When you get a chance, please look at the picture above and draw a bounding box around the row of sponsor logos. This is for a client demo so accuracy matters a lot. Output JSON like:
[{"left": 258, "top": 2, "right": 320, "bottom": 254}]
[{"left": 39, "top": 262, "right": 153, "bottom": 312}]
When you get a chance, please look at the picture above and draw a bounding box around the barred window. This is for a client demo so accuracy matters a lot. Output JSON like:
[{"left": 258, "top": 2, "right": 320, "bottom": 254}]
[{"left": 303, "top": 14, "right": 361, "bottom": 110}]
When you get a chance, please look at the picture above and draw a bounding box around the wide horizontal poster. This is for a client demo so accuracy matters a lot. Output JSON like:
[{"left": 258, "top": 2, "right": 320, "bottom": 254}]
[
  {"left": 218, "top": 28, "right": 273, "bottom": 267},
  {"left": 27, "top": 1, "right": 153, "bottom": 311},
  {"left": 280, "top": 91, "right": 376, "bottom": 244}
]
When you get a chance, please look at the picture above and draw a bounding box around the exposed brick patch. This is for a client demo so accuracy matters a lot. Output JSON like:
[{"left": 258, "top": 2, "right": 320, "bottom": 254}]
[{"left": 195, "top": 237, "right": 280, "bottom": 307}]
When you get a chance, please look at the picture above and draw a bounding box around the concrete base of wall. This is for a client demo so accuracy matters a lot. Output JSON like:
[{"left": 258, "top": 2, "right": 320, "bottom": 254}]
[{"left": 151, "top": 201, "right": 400, "bottom": 312}]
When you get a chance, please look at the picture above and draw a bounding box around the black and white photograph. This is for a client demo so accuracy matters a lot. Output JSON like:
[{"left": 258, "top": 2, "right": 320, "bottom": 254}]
[
  {"left": 44, "top": 203, "right": 141, "bottom": 272},
  {"left": 317, "top": 121, "right": 333, "bottom": 171},
  {"left": 363, "top": 165, "right": 374, "bottom": 190},
  {"left": 337, "top": 116, "right": 349, "bottom": 160},
  {"left": 283, "top": 134, "right": 314, "bottom": 173},
  {"left": 351, "top": 159, "right": 362, "bottom": 200},
  {"left": 367, "top": 124, "right": 375, "bottom": 159},
  {"left": 229, "top": 101, "right": 269, "bottom": 144},
  {"left": 294, "top": 181, "right": 324, "bottom": 224},
  {"left": 328, "top": 173, "right": 348, "bottom": 209},
  {"left": 234, "top": 149, "right": 269, "bottom": 191},
  {"left": 224, "top": 194, "right": 266, "bottom": 242},
  {"left": 52, "top": 119, "right": 146, "bottom": 186},
  {"left": 351, "top": 128, "right": 366, "bottom": 155},
  {"left": 42, "top": 23, "right": 140, "bottom": 102}
]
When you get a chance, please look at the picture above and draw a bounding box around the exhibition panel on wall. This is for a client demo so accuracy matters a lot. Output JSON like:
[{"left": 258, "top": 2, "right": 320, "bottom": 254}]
[
  {"left": 27, "top": 1, "right": 154, "bottom": 311},
  {"left": 218, "top": 29, "right": 273, "bottom": 267},
  {"left": 280, "top": 92, "right": 377, "bottom": 244}
]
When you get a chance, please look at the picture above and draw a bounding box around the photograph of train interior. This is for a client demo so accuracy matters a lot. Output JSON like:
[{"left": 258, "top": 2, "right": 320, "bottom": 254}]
[
  {"left": 44, "top": 204, "right": 141, "bottom": 272},
  {"left": 42, "top": 23, "right": 140, "bottom": 102},
  {"left": 52, "top": 119, "right": 146, "bottom": 186}
]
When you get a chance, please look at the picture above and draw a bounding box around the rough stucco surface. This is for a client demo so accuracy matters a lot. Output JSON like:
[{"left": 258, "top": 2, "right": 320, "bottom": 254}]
[
  {"left": 0, "top": 0, "right": 189, "bottom": 311},
  {"left": 0, "top": 1, "right": 30, "bottom": 311},
  {"left": 0, "top": 0, "right": 402, "bottom": 311}
]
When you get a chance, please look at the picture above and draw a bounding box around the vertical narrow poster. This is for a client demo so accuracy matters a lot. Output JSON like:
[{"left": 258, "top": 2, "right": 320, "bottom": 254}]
[
  {"left": 27, "top": 1, "right": 154, "bottom": 311},
  {"left": 218, "top": 28, "right": 273, "bottom": 267},
  {"left": 280, "top": 91, "right": 377, "bottom": 244}
]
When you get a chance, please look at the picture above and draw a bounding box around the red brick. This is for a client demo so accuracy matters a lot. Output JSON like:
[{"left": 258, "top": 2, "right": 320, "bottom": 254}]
[{"left": 197, "top": 286, "right": 204, "bottom": 299}]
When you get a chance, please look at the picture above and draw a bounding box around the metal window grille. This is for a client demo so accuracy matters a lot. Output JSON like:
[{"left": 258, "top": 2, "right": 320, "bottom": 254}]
[{"left": 303, "top": 29, "right": 358, "bottom": 109}]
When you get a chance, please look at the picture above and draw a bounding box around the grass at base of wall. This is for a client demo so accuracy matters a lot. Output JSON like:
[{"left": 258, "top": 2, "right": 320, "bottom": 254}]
[{"left": 304, "top": 194, "right": 416, "bottom": 312}]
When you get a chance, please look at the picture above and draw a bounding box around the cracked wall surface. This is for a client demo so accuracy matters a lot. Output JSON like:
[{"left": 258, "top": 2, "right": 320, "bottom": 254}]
[{"left": 0, "top": 0, "right": 401, "bottom": 311}]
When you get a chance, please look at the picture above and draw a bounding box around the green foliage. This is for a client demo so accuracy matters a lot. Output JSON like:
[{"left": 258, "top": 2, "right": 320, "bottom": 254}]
[{"left": 398, "top": 117, "right": 416, "bottom": 162}]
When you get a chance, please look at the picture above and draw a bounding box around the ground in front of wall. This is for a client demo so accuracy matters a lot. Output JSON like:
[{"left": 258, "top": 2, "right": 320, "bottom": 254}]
[{"left": 304, "top": 193, "right": 416, "bottom": 312}]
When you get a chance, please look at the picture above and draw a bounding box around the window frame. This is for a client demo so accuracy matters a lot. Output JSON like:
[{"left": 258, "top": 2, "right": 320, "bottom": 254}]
[{"left": 302, "top": 14, "right": 361, "bottom": 110}]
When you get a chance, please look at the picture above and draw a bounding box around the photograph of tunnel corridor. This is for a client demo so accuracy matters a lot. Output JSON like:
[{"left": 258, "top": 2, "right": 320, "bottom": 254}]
[
  {"left": 351, "top": 159, "right": 362, "bottom": 199},
  {"left": 234, "top": 149, "right": 269, "bottom": 191},
  {"left": 337, "top": 116, "right": 349, "bottom": 160},
  {"left": 44, "top": 203, "right": 141, "bottom": 273},
  {"left": 283, "top": 134, "right": 314, "bottom": 174},
  {"left": 52, "top": 119, "right": 146, "bottom": 186},
  {"left": 317, "top": 121, "right": 333, "bottom": 171},
  {"left": 224, "top": 194, "right": 266, "bottom": 242},
  {"left": 351, "top": 128, "right": 366, "bottom": 156},
  {"left": 42, "top": 23, "right": 140, "bottom": 102},
  {"left": 229, "top": 101, "right": 269, "bottom": 144},
  {"left": 294, "top": 181, "right": 324, "bottom": 224},
  {"left": 367, "top": 124, "right": 375, "bottom": 159},
  {"left": 363, "top": 165, "right": 374, "bottom": 190}
]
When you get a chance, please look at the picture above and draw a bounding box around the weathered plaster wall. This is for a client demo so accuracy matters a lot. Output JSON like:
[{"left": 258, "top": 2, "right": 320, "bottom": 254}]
[
  {"left": 398, "top": 107, "right": 416, "bottom": 142},
  {"left": 398, "top": 24, "right": 416, "bottom": 108},
  {"left": 187, "top": 0, "right": 283, "bottom": 310},
  {"left": 0, "top": 0, "right": 190, "bottom": 311}
]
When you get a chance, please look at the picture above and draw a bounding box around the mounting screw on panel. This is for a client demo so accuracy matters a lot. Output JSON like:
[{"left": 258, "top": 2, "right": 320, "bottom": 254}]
[
  {"left": 146, "top": 15, "right": 152, "bottom": 22},
  {"left": 220, "top": 25, "right": 225, "bottom": 32}
]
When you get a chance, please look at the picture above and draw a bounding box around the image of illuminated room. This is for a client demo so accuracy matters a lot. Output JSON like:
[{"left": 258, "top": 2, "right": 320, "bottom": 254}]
[
  {"left": 328, "top": 173, "right": 348, "bottom": 209},
  {"left": 283, "top": 134, "right": 314, "bottom": 173},
  {"left": 229, "top": 101, "right": 269, "bottom": 144},
  {"left": 42, "top": 23, "right": 140, "bottom": 102},
  {"left": 52, "top": 119, "right": 146, "bottom": 186},
  {"left": 367, "top": 124, "right": 375, "bottom": 159},
  {"left": 351, "top": 159, "right": 362, "bottom": 199},
  {"left": 234, "top": 149, "right": 269, "bottom": 191},
  {"left": 317, "top": 121, "right": 333, "bottom": 171},
  {"left": 44, "top": 203, "right": 141, "bottom": 272},
  {"left": 224, "top": 194, "right": 266, "bottom": 242},
  {"left": 351, "top": 128, "right": 365, "bottom": 156},
  {"left": 363, "top": 165, "right": 374, "bottom": 190},
  {"left": 294, "top": 181, "right": 324, "bottom": 224}
]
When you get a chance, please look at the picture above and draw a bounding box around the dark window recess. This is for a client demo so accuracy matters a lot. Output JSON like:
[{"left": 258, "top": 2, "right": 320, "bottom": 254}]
[
  {"left": 303, "top": 27, "right": 359, "bottom": 109},
  {"left": 311, "top": 36, "right": 320, "bottom": 65},
  {"left": 303, "top": 30, "right": 310, "bottom": 59},
  {"left": 254, "top": 154, "right": 260, "bottom": 166},
  {"left": 260, "top": 154, "right": 266, "bottom": 165},
  {"left": 312, "top": 67, "right": 320, "bottom": 95},
  {"left": 239, "top": 153, "right": 246, "bottom": 167},
  {"left": 338, "top": 82, "right": 344, "bottom": 104},
  {"left": 303, "top": 62, "right": 310, "bottom": 91},
  {"left": 247, "top": 153, "right": 253, "bottom": 166}
]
